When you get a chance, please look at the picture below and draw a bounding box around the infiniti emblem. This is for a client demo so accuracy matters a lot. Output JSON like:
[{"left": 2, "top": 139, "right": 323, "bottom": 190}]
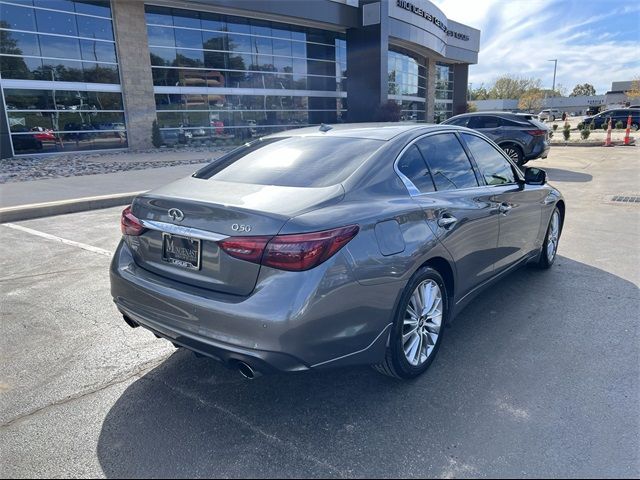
[{"left": 168, "top": 208, "right": 184, "bottom": 222}]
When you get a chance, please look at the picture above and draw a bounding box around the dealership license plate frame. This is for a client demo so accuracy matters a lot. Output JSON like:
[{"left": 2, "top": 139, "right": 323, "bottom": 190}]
[{"left": 162, "top": 232, "right": 201, "bottom": 271}]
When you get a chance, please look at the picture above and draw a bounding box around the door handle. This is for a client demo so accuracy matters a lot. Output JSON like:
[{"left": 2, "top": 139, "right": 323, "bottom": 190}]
[
  {"left": 499, "top": 202, "right": 513, "bottom": 214},
  {"left": 438, "top": 214, "right": 458, "bottom": 229}
]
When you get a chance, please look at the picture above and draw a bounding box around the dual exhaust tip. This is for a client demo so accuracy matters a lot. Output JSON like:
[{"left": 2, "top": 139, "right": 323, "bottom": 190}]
[{"left": 122, "top": 314, "right": 261, "bottom": 380}]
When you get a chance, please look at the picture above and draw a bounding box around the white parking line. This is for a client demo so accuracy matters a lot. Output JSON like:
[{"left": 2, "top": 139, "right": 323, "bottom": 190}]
[{"left": 2, "top": 223, "right": 112, "bottom": 257}]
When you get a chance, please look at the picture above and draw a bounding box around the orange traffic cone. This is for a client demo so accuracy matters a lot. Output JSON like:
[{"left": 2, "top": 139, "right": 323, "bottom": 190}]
[
  {"left": 604, "top": 117, "right": 614, "bottom": 147},
  {"left": 623, "top": 114, "right": 633, "bottom": 146}
]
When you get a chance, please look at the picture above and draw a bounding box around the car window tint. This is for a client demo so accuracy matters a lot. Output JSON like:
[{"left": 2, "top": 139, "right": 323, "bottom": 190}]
[
  {"left": 500, "top": 117, "right": 528, "bottom": 127},
  {"left": 462, "top": 133, "right": 516, "bottom": 186},
  {"left": 447, "top": 117, "right": 469, "bottom": 127},
  {"left": 467, "top": 115, "right": 499, "bottom": 129},
  {"left": 397, "top": 145, "right": 435, "bottom": 193},
  {"left": 416, "top": 134, "right": 479, "bottom": 191},
  {"left": 195, "top": 136, "right": 383, "bottom": 187}
]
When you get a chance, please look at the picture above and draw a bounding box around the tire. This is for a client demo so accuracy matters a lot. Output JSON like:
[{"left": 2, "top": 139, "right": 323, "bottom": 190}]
[
  {"left": 373, "top": 267, "right": 448, "bottom": 379},
  {"left": 502, "top": 144, "right": 524, "bottom": 167},
  {"left": 537, "top": 207, "right": 562, "bottom": 269},
  {"left": 550, "top": 115, "right": 556, "bottom": 122}
]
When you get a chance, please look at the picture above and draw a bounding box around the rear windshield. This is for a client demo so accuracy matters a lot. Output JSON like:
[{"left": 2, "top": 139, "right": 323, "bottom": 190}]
[{"left": 194, "top": 136, "right": 384, "bottom": 187}]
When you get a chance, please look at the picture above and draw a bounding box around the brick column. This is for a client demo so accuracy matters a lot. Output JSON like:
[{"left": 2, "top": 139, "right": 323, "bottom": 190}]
[
  {"left": 425, "top": 58, "right": 436, "bottom": 123},
  {"left": 111, "top": 0, "right": 156, "bottom": 150}
]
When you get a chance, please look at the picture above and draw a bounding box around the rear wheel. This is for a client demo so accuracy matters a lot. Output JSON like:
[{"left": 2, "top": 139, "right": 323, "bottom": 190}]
[
  {"left": 537, "top": 207, "right": 562, "bottom": 269},
  {"left": 373, "top": 267, "right": 448, "bottom": 379},
  {"left": 502, "top": 144, "right": 524, "bottom": 167}
]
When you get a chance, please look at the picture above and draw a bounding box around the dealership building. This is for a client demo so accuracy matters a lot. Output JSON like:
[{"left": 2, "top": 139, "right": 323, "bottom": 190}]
[{"left": 0, "top": 0, "right": 480, "bottom": 158}]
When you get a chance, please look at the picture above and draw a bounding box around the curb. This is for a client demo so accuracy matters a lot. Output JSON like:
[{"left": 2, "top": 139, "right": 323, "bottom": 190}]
[
  {"left": 0, "top": 191, "right": 144, "bottom": 223},
  {"left": 550, "top": 141, "right": 636, "bottom": 147}
]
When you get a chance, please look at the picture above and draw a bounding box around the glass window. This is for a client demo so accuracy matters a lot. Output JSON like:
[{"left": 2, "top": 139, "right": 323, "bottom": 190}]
[
  {"left": 445, "top": 117, "right": 469, "bottom": 127},
  {"left": 462, "top": 133, "right": 516, "bottom": 186},
  {"left": 76, "top": 16, "right": 113, "bottom": 41},
  {"left": 35, "top": 9, "right": 78, "bottom": 36},
  {"left": 202, "top": 30, "right": 225, "bottom": 50},
  {"left": 198, "top": 136, "right": 383, "bottom": 187},
  {"left": 397, "top": 145, "right": 435, "bottom": 193},
  {"left": 201, "top": 12, "right": 225, "bottom": 32},
  {"left": 44, "top": 0, "right": 75, "bottom": 12},
  {"left": 0, "top": 3, "right": 37, "bottom": 31},
  {"left": 417, "top": 134, "right": 479, "bottom": 191},
  {"left": 40, "top": 60, "right": 85, "bottom": 82},
  {"left": 0, "top": 55, "right": 41, "bottom": 79},
  {"left": 227, "top": 33, "right": 252, "bottom": 53},
  {"left": 147, "top": 26, "right": 175, "bottom": 47},
  {"left": 74, "top": 1, "right": 112, "bottom": 17},
  {"left": 80, "top": 40, "right": 116, "bottom": 63},
  {"left": 145, "top": 6, "right": 173, "bottom": 26},
  {"left": 174, "top": 28, "right": 202, "bottom": 49},
  {"left": 172, "top": 9, "right": 200, "bottom": 28},
  {"left": 40, "top": 36, "right": 81, "bottom": 60},
  {"left": 1, "top": 31, "right": 41, "bottom": 56},
  {"left": 467, "top": 115, "right": 500, "bottom": 129}
]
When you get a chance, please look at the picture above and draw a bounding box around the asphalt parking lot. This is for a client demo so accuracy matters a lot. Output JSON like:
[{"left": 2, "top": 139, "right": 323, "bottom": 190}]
[{"left": 1, "top": 146, "right": 639, "bottom": 478}]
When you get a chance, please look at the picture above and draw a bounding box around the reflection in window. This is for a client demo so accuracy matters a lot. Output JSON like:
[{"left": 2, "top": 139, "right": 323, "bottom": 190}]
[{"left": 388, "top": 49, "right": 426, "bottom": 122}]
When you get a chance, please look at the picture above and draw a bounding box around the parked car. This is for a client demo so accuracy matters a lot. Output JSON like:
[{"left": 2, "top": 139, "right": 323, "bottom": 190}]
[
  {"left": 442, "top": 112, "right": 550, "bottom": 166},
  {"left": 111, "top": 123, "right": 565, "bottom": 380},
  {"left": 583, "top": 108, "right": 640, "bottom": 130},
  {"left": 537, "top": 109, "right": 562, "bottom": 121}
]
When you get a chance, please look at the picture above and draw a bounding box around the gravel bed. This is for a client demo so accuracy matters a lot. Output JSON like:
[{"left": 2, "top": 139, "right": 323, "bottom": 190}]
[{"left": 0, "top": 147, "right": 233, "bottom": 184}]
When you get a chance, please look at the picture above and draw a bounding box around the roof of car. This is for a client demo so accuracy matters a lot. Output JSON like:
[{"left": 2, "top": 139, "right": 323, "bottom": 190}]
[
  {"left": 267, "top": 122, "right": 460, "bottom": 141},
  {"left": 449, "top": 111, "right": 532, "bottom": 117}
]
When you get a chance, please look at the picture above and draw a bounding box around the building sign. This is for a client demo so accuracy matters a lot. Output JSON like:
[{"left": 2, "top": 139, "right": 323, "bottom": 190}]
[{"left": 396, "top": 0, "right": 470, "bottom": 41}]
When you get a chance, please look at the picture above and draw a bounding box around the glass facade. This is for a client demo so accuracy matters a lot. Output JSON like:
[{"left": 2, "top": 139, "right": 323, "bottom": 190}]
[
  {"left": 0, "top": 0, "right": 126, "bottom": 154},
  {"left": 387, "top": 49, "right": 427, "bottom": 122},
  {"left": 434, "top": 62, "right": 454, "bottom": 122},
  {"left": 145, "top": 5, "right": 347, "bottom": 141}
]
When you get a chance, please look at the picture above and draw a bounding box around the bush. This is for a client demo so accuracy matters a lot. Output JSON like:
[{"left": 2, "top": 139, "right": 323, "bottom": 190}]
[
  {"left": 553, "top": 123, "right": 559, "bottom": 131},
  {"left": 576, "top": 123, "right": 583, "bottom": 130},
  {"left": 151, "top": 120, "right": 162, "bottom": 148},
  {"left": 589, "top": 122, "right": 595, "bottom": 130},
  {"left": 581, "top": 129, "right": 591, "bottom": 140},
  {"left": 563, "top": 123, "right": 571, "bottom": 141},
  {"left": 615, "top": 120, "right": 624, "bottom": 130},
  {"left": 602, "top": 121, "right": 609, "bottom": 130}
]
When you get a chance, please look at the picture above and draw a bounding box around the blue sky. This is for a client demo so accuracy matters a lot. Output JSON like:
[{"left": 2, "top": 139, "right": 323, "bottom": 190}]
[{"left": 432, "top": 0, "right": 640, "bottom": 94}]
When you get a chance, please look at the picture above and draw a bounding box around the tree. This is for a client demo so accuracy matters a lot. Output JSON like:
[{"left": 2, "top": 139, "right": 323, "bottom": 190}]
[
  {"left": 466, "top": 102, "right": 478, "bottom": 113},
  {"left": 570, "top": 83, "right": 596, "bottom": 97},
  {"left": 469, "top": 83, "right": 489, "bottom": 101},
  {"left": 518, "top": 89, "right": 544, "bottom": 112},
  {"left": 488, "top": 75, "right": 542, "bottom": 99},
  {"left": 626, "top": 76, "right": 640, "bottom": 100}
]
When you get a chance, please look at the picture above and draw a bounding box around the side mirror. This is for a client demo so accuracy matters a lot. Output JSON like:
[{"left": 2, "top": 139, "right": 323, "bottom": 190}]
[{"left": 524, "top": 167, "right": 547, "bottom": 185}]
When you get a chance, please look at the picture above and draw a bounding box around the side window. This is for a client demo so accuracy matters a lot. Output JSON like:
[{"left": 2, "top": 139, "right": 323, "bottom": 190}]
[
  {"left": 448, "top": 117, "right": 469, "bottom": 127},
  {"left": 416, "top": 134, "right": 479, "bottom": 191},
  {"left": 462, "top": 133, "right": 516, "bottom": 186},
  {"left": 397, "top": 145, "right": 436, "bottom": 193},
  {"left": 467, "top": 115, "right": 499, "bottom": 129}
]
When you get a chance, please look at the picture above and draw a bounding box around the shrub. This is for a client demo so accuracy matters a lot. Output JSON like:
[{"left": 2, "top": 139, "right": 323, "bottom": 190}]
[
  {"left": 553, "top": 123, "right": 559, "bottom": 131},
  {"left": 151, "top": 120, "right": 162, "bottom": 148},
  {"left": 602, "top": 121, "right": 609, "bottom": 130},
  {"left": 563, "top": 123, "right": 571, "bottom": 141},
  {"left": 577, "top": 122, "right": 583, "bottom": 130},
  {"left": 615, "top": 120, "right": 624, "bottom": 130},
  {"left": 589, "top": 122, "right": 595, "bottom": 130},
  {"left": 581, "top": 129, "right": 591, "bottom": 140}
]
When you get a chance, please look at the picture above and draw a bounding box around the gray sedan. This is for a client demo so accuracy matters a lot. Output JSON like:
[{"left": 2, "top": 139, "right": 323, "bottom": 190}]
[{"left": 111, "top": 124, "right": 564, "bottom": 380}]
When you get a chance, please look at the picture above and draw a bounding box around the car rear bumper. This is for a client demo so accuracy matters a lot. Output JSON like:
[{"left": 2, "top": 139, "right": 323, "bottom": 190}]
[
  {"left": 525, "top": 140, "right": 550, "bottom": 160},
  {"left": 110, "top": 240, "right": 397, "bottom": 374}
]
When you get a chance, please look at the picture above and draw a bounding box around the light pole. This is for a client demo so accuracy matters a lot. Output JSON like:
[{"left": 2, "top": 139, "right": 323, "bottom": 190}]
[{"left": 548, "top": 59, "right": 558, "bottom": 95}]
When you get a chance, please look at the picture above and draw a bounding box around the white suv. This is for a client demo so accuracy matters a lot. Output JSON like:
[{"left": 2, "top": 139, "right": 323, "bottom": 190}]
[{"left": 538, "top": 109, "right": 562, "bottom": 121}]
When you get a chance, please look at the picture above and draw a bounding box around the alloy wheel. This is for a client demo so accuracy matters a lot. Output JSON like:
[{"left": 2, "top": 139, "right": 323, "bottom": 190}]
[
  {"left": 547, "top": 210, "right": 560, "bottom": 262},
  {"left": 402, "top": 280, "right": 443, "bottom": 366}
]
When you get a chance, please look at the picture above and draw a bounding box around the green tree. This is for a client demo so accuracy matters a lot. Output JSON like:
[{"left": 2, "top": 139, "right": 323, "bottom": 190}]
[
  {"left": 518, "top": 89, "right": 544, "bottom": 112},
  {"left": 466, "top": 102, "right": 478, "bottom": 113},
  {"left": 488, "top": 75, "right": 542, "bottom": 99},
  {"left": 570, "top": 83, "right": 596, "bottom": 97}
]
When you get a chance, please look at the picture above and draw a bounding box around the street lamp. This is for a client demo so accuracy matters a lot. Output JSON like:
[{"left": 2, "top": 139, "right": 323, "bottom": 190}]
[{"left": 548, "top": 59, "right": 558, "bottom": 94}]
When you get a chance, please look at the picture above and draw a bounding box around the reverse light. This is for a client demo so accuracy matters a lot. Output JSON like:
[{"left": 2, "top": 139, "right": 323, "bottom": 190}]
[
  {"left": 219, "top": 225, "right": 359, "bottom": 272},
  {"left": 120, "top": 206, "right": 146, "bottom": 236}
]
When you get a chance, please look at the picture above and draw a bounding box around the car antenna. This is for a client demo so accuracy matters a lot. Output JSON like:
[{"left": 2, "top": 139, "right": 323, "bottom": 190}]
[{"left": 319, "top": 123, "right": 333, "bottom": 132}]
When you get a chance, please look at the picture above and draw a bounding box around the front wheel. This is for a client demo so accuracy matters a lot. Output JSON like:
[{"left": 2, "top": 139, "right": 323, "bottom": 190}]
[
  {"left": 373, "top": 267, "right": 448, "bottom": 379},
  {"left": 537, "top": 207, "right": 562, "bottom": 269}
]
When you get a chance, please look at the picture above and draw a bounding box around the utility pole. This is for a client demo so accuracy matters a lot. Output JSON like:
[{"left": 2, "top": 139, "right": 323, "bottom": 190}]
[{"left": 548, "top": 59, "right": 558, "bottom": 95}]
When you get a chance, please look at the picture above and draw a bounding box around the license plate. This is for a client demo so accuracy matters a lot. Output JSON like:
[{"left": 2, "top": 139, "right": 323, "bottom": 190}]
[{"left": 162, "top": 233, "right": 201, "bottom": 270}]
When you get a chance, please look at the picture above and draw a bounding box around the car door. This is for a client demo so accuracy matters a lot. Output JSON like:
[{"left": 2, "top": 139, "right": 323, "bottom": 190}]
[
  {"left": 403, "top": 133, "right": 500, "bottom": 298},
  {"left": 467, "top": 115, "right": 501, "bottom": 143},
  {"left": 460, "top": 132, "right": 545, "bottom": 273}
]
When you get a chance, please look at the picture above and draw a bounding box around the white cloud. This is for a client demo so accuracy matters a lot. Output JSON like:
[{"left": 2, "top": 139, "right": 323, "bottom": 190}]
[{"left": 432, "top": 0, "right": 640, "bottom": 94}]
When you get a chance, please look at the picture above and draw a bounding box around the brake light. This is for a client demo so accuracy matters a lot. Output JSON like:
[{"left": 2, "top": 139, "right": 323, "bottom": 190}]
[
  {"left": 120, "top": 206, "right": 146, "bottom": 236},
  {"left": 525, "top": 129, "right": 547, "bottom": 136},
  {"left": 219, "top": 225, "right": 359, "bottom": 272}
]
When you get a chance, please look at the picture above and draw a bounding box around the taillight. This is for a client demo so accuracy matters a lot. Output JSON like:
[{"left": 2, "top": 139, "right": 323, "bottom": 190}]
[
  {"left": 219, "top": 225, "right": 359, "bottom": 272},
  {"left": 525, "top": 129, "right": 547, "bottom": 136},
  {"left": 120, "top": 205, "right": 146, "bottom": 236}
]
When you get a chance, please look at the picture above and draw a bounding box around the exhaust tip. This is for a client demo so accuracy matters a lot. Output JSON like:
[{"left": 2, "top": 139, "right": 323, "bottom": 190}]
[
  {"left": 122, "top": 315, "right": 139, "bottom": 329},
  {"left": 237, "top": 361, "right": 261, "bottom": 380}
]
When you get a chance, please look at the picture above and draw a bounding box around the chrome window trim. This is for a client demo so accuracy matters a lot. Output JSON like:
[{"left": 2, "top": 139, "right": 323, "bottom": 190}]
[
  {"left": 393, "top": 129, "right": 487, "bottom": 197},
  {"left": 139, "top": 219, "right": 229, "bottom": 243}
]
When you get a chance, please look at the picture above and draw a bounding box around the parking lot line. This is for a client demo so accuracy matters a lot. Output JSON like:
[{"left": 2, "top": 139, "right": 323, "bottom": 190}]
[{"left": 2, "top": 223, "right": 112, "bottom": 257}]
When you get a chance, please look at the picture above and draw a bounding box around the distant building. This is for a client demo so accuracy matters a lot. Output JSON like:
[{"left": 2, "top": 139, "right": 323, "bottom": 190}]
[{"left": 471, "top": 80, "right": 636, "bottom": 115}]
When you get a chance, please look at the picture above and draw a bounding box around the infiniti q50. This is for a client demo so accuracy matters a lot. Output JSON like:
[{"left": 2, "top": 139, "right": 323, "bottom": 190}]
[{"left": 110, "top": 124, "right": 564, "bottom": 379}]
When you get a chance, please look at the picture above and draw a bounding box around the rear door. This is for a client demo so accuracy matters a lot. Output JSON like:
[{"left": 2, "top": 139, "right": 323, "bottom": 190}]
[
  {"left": 467, "top": 115, "right": 501, "bottom": 142},
  {"left": 460, "top": 132, "right": 545, "bottom": 272},
  {"left": 406, "top": 133, "right": 500, "bottom": 297}
]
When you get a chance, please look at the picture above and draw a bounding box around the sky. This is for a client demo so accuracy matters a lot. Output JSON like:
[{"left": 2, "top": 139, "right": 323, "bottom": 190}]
[{"left": 431, "top": 0, "right": 640, "bottom": 95}]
